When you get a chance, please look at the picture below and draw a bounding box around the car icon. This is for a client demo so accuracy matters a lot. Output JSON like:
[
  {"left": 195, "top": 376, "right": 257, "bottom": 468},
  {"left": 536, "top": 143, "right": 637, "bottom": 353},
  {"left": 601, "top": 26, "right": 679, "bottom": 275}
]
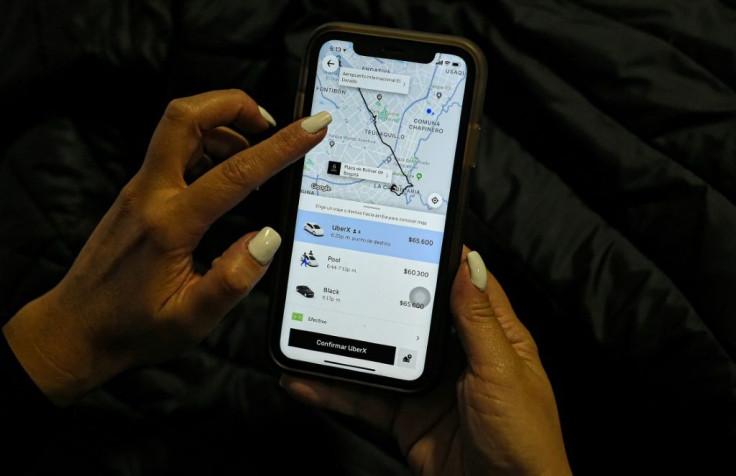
[
  {"left": 304, "top": 222, "right": 324, "bottom": 236},
  {"left": 300, "top": 251, "right": 319, "bottom": 267},
  {"left": 296, "top": 285, "right": 314, "bottom": 297},
  {"left": 306, "top": 254, "right": 318, "bottom": 267}
]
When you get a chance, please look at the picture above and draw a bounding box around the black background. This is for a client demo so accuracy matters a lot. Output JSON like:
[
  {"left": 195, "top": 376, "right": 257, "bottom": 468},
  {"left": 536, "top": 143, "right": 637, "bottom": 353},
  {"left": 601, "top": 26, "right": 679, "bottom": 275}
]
[{"left": 2, "top": 1, "right": 735, "bottom": 474}]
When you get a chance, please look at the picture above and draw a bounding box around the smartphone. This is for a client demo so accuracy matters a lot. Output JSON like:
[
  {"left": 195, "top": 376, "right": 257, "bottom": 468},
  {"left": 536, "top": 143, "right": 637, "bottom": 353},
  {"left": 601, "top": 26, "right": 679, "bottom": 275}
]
[{"left": 269, "top": 22, "right": 487, "bottom": 392}]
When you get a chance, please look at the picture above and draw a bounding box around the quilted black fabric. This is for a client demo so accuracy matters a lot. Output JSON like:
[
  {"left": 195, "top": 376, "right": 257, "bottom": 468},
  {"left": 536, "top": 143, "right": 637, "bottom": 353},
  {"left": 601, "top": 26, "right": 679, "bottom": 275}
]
[{"left": 2, "top": 1, "right": 735, "bottom": 474}]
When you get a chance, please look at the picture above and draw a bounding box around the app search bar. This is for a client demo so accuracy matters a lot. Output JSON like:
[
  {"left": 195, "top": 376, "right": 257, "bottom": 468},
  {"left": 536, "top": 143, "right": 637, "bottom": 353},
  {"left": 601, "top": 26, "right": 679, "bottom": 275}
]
[{"left": 338, "top": 67, "right": 410, "bottom": 94}]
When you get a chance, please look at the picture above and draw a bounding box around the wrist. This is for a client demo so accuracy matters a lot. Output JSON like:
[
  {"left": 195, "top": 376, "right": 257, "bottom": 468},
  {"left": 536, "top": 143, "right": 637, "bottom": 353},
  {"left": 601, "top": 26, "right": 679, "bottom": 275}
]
[{"left": 2, "top": 290, "right": 104, "bottom": 406}]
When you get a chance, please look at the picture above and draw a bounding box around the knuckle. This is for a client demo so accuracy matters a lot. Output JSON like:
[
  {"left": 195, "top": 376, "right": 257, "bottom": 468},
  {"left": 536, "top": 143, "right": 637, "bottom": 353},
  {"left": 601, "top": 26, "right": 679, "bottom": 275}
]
[
  {"left": 464, "top": 300, "right": 496, "bottom": 323},
  {"left": 525, "top": 337, "right": 540, "bottom": 356},
  {"left": 220, "top": 155, "right": 259, "bottom": 188},
  {"left": 216, "top": 261, "right": 252, "bottom": 297},
  {"left": 115, "top": 182, "right": 141, "bottom": 213},
  {"left": 163, "top": 97, "right": 198, "bottom": 124},
  {"left": 226, "top": 88, "right": 248, "bottom": 103},
  {"left": 136, "top": 206, "right": 176, "bottom": 248},
  {"left": 113, "top": 183, "right": 181, "bottom": 249},
  {"left": 273, "top": 128, "right": 302, "bottom": 155},
  {"left": 139, "top": 205, "right": 167, "bottom": 233}
]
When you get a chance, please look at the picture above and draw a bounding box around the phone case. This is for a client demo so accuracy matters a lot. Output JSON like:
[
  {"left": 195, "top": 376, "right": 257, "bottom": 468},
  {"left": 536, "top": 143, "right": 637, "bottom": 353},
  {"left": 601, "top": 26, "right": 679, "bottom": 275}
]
[{"left": 270, "top": 22, "right": 488, "bottom": 393}]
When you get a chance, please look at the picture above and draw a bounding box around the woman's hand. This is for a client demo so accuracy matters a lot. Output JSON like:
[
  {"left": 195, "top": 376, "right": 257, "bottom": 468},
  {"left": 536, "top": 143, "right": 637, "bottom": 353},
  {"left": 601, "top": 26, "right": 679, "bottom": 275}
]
[
  {"left": 3, "top": 89, "right": 332, "bottom": 406},
  {"left": 281, "top": 247, "right": 572, "bottom": 475}
]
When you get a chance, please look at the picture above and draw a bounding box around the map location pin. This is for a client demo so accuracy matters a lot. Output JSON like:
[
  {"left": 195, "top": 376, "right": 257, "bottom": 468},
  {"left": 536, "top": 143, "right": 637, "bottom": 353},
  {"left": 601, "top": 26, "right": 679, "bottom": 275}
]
[
  {"left": 436, "top": 92, "right": 442, "bottom": 99},
  {"left": 329, "top": 140, "right": 335, "bottom": 147},
  {"left": 377, "top": 94, "right": 382, "bottom": 101}
]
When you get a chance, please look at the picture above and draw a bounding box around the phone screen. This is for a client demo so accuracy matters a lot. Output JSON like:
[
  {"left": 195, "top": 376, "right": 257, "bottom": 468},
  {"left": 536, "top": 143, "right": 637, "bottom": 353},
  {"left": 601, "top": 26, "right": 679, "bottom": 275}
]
[{"left": 277, "top": 37, "right": 469, "bottom": 383}]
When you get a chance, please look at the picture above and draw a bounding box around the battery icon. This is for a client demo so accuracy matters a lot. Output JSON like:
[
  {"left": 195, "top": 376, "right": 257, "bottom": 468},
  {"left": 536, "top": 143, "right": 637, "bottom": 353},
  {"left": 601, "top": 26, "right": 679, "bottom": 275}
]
[{"left": 452, "top": 62, "right": 459, "bottom": 67}]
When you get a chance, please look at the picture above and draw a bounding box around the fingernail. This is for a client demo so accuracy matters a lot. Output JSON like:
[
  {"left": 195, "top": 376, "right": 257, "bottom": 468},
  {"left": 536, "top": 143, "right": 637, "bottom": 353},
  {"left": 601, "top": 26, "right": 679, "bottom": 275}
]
[
  {"left": 467, "top": 251, "right": 488, "bottom": 291},
  {"left": 301, "top": 111, "right": 332, "bottom": 133},
  {"left": 248, "top": 226, "right": 282, "bottom": 265},
  {"left": 258, "top": 106, "right": 277, "bottom": 127}
]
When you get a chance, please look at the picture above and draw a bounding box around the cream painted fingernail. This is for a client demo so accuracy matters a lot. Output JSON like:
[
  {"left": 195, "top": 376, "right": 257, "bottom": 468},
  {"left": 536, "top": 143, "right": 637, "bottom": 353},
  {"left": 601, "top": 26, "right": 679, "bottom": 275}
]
[
  {"left": 301, "top": 111, "right": 332, "bottom": 133},
  {"left": 258, "top": 106, "right": 277, "bottom": 127},
  {"left": 467, "top": 251, "right": 488, "bottom": 291},
  {"left": 248, "top": 226, "right": 282, "bottom": 265}
]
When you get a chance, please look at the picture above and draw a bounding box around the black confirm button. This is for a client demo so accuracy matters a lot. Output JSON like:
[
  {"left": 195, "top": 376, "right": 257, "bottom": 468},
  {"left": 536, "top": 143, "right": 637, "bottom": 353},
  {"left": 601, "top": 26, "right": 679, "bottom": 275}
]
[{"left": 289, "top": 329, "right": 396, "bottom": 365}]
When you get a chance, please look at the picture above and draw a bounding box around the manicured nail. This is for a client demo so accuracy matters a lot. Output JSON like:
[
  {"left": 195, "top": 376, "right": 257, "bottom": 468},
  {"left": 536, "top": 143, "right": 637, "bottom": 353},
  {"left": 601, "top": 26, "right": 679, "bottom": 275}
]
[
  {"left": 301, "top": 111, "right": 332, "bottom": 133},
  {"left": 248, "top": 226, "right": 282, "bottom": 265},
  {"left": 258, "top": 106, "right": 277, "bottom": 127},
  {"left": 467, "top": 251, "right": 488, "bottom": 291}
]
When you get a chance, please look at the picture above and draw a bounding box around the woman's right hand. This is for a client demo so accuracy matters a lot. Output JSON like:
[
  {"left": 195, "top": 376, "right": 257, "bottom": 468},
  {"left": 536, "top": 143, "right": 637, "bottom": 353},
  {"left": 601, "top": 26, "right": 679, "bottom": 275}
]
[{"left": 3, "top": 89, "right": 332, "bottom": 406}]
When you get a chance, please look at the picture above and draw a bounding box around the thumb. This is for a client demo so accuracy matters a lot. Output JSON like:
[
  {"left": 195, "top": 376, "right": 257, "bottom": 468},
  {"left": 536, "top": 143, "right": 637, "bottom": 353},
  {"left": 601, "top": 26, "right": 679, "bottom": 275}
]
[
  {"left": 451, "top": 248, "right": 528, "bottom": 376},
  {"left": 179, "top": 226, "right": 282, "bottom": 335}
]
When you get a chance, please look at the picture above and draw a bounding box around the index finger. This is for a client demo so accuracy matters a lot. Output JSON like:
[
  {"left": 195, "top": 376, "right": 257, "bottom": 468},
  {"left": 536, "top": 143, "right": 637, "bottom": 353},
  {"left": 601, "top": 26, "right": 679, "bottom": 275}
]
[
  {"left": 175, "top": 113, "right": 330, "bottom": 237},
  {"left": 142, "top": 89, "right": 272, "bottom": 182}
]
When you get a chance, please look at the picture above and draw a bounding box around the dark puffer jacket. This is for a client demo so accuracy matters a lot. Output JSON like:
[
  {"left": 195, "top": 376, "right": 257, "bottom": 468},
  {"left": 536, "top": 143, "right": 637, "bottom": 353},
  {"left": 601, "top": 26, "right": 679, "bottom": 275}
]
[{"left": 1, "top": 1, "right": 734, "bottom": 474}]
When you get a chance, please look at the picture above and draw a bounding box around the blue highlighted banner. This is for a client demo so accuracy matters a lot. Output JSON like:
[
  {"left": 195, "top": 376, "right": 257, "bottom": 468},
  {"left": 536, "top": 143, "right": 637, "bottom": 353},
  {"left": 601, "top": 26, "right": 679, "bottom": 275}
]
[{"left": 296, "top": 210, "right": 443, "bottom": 263}]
